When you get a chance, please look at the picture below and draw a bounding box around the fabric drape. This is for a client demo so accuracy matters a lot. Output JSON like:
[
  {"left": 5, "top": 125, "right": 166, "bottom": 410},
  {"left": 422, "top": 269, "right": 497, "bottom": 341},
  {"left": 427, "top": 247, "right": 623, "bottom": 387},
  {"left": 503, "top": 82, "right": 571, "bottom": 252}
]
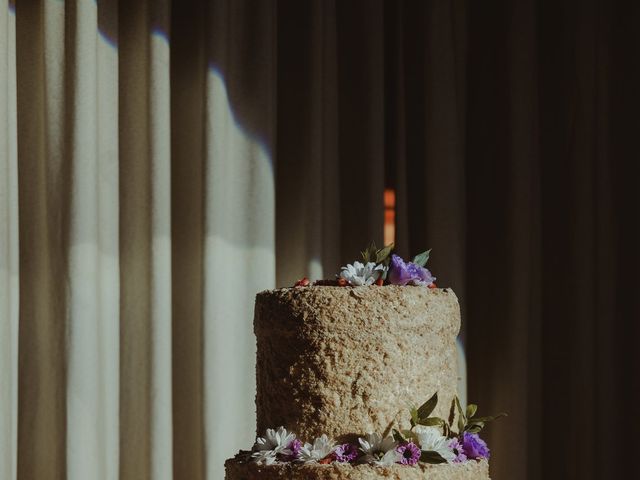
[
  {"left": 2, "top": 1, "right": 639, "bottom": 480},
  {"left": 277, "top": 2, "right": 639, "bottom": 480},
  {"left": 3, "top": 0, "right": 275, "bottom": 479},
  {"left": 1, "top": 1, "right": 19, "bottom": 479}
]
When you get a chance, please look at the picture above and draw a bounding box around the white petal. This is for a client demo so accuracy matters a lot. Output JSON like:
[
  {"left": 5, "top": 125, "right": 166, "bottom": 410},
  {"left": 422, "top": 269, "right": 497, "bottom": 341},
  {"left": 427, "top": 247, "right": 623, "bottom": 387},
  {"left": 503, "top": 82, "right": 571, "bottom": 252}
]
[
  {"left": 376, "top": 449, "right": 401, "bottom": 466},
  {"left": 252, "top": 450, "right": 277, "bottom": 465},
  {"left": 358, "top": 437, "right": 372, "bottom": 453},
  {"left": 365, "top": 262, "right": 377, "bottom": 272},
  {"left": 436, "top": 446, "right": 456, "bottom": 463}
]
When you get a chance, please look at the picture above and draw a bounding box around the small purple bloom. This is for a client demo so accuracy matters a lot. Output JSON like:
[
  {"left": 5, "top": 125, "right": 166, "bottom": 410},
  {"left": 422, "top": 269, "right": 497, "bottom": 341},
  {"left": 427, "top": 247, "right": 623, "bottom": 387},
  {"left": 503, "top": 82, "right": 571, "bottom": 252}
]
[
  {"left": 461, "top": 432, "right": 490, "bottom": 460},
  {"left": 334, "top": 443, "right": 359, "bottom": 463},
  {"left": 448, "top": 437, "right": 468, "bottom": 463},
  {"left": 388, "top": 254, "right": 436, "bottom": 286},
  {"left": 388, "top": 255, "right": 413, "bottom": 285},
  {"left": 286, "top": 439, "right": 303, "bottom": 461},
  {"left": 407, "top": 263, "right": 435, "bottom": 286},
  {"left": 396, "top": 441, "right": 421, "bottom": 466}
]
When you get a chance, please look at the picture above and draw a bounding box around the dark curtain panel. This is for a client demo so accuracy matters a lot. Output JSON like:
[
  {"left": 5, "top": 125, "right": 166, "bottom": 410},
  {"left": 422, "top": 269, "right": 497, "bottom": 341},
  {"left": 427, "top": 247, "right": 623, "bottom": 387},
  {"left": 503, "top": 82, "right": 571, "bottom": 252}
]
[{"left": 277, "top": 0, "right": 640, "bottom": 478}]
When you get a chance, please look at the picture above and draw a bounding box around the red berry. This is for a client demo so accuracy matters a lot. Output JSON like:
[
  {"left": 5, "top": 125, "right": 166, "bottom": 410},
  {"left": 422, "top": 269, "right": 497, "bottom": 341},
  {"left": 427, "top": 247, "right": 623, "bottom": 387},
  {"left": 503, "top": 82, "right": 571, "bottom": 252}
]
[
  {"left": 428, "top": 282, "right": 437, "bottom": 289},
  {"left": 375, "top": 278, "right": 384, "bottom": 286},
  {"left": 337, "top": 278, "right": 348, "bottom": 287},
  {"left": 318, "top": 454, "right": 335, "bottom": 464},
  {"left": 294, "top": 277, "right": 310, "bottom": 287}
]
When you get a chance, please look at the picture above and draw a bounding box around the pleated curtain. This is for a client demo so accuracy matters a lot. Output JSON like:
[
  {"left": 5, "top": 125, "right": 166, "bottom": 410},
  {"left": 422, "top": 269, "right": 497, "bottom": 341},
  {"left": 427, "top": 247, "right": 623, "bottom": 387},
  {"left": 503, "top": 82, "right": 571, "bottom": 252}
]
[
  {"left": 3, "top": 1, "right": 640, "bottom": 480},
  {"left": 2, "top": 0, "right": 276, "bottom": 478}
]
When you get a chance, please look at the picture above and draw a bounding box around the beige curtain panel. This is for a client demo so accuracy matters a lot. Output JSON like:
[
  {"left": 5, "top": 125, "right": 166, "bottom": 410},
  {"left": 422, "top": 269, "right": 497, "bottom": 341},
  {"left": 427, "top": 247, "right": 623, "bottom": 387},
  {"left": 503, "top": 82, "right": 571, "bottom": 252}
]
[{"left": 2, "top": 0, "right": 278, "bottom": 478}]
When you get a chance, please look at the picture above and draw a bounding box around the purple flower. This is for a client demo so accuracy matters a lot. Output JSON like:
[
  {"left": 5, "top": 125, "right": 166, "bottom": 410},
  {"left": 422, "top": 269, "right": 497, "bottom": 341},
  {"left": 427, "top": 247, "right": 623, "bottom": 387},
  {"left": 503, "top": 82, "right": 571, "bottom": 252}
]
[
  {"left": 448, "top": 437, "right": 468, "bottom": 463},
  {"left": 286, "top": 438, "right": 303, "bottom": 461},
  {"left": 334, "top": 443, "right": 359, "bottom": 463},
  {"left": 388, "top": 255, "right": 436, "bottom": 286},
  {"left": 460, "top": 432, "right": 490, "bottom": 460},
  {"left": 396, "top": 441, "right": 421, "bottom": 466}
]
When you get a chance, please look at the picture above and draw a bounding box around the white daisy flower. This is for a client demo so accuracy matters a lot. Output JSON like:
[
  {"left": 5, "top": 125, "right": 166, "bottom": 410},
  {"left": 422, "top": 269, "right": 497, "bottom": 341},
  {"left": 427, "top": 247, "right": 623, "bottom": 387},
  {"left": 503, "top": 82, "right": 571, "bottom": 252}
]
[
  {"left": 358, "top": 432, "right": 400, "bottom": 466},
  {"left": 339, "top": 261, "right": 386, "bottom": 286},
  {"left": 299, "top": 434, "right": 335, "bottom": 463},
  {"left": 251, "top": 427, "right": 297, "bottom": 465},
  {"left": 414, "top": 426, "right": 456, "bottom": 463}
]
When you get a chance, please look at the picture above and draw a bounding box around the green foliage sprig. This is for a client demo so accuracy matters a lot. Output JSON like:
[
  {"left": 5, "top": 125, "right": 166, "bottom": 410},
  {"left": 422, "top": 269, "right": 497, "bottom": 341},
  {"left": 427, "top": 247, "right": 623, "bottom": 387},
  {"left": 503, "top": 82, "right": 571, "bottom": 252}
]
[
  {"left": 360, "top": 241, "right": 394, "bottom": 264},
  {"left": 396, "top": 392, "right": 506, "bottom": 464},
  {"left": 411, "top": 391, "right": 446, "bottom": 428},
  {"left": 411, "top": 249, "right": 432, "bottom": 267},
  {"left": 444, "top": 396, "right": 507, "bottom": 436},
  {"left": 360, "top": 242, "right": 395, "bottom": 279}
]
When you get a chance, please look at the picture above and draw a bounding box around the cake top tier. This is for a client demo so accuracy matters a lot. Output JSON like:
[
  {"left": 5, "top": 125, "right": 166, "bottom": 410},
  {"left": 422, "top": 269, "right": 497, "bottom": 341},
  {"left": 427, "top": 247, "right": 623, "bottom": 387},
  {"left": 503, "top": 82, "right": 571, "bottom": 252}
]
[
  {"left": 255, "top": 286, "right": 460, "bottom": 336},
  {"left": 254, "top": 285, "right": 461, "bottom": 442}
]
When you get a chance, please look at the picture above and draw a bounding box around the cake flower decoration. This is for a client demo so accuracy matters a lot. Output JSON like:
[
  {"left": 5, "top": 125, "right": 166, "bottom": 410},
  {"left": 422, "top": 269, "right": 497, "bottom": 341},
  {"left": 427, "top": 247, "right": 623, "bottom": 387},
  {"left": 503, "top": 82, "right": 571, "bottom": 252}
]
[
  {"left": 414, "top": 426, "right": 456, "bottom": 463},
  {"left": 399, "top": 391, "right": 505, "bottom": 464},
  {"left": 448, "top": 437, "right": 468, "bottom": 463},
  {"left": 335, "top": 242, "right": 440, "bottom": 287},
  {"left": 293, "top": 277, "right": 310, "bottom": 287},
  {"left": 245, "top": 395, "right": 503, "bottom": 467},
  {"left": 251, "top": 426, "right": 297, "bottom": 465},
  {"left": 460, "top": 432, "right": 490, "bottom": 460},
  {"left": 358, "top": 432, "right": 401, "bottom": 466},
  {"left": 339, "top": 261, "right": 386, "bottom": 286},
  {"left": 336, "top": 242, "right": 394, "bottom": 286},
  {"left": 287, "top": 438, "right": 303, "bottom": 461},
  {"left": 388, "top": 254, "right": 436, "bottom": 286},
  {"left": 334, "top": 443, "right": 359, "bottom": 463},
  {"left": 396, "top": 441, "right": 421, "bottom": 465},
  {"left": 299, "top": 434, "right": 335, "bottom": 463}
]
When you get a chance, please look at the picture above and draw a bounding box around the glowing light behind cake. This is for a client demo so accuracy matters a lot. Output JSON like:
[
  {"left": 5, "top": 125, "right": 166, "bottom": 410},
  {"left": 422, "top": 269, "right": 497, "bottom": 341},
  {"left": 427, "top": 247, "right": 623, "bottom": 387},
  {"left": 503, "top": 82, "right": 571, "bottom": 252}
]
[{"left": 384, "top": 188, "right": 396, "bottom": 246}]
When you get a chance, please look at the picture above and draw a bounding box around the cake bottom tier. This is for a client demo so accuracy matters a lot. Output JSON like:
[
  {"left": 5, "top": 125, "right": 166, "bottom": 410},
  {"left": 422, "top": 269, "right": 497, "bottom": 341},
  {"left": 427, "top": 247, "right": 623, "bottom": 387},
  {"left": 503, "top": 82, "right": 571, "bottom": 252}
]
[{"left": 225, "top": 457, "right": 490, "bottom": 480}]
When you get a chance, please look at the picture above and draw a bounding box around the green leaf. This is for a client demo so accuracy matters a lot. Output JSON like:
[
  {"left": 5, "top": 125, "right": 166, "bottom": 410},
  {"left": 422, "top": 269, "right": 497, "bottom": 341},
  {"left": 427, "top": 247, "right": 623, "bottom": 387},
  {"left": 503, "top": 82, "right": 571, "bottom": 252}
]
[
  {"left": 420, "top": 450, "right": 448, "bottom": 464},
  {"left": 454, "top": 396, "right": 464, "bottom": 416},
  {"left": 465, "top": 424, "right": 483, "bottom": 434},
  {"left": 410, "top": 407, "right": 419, "bottom": 427},
  {"left": 470, "top": 413, "right": 508, "bottom": 423},
  {"left": 455, "top": 396, "right": 465, "bottom": 433},
  {"left": 448, "top": 398, "right": 456, "bottom": 426},
  {"left": 375, "top": 243, "right": 394, "bottom": 263},
  {"left": 465, "top": 421, "right": 485, "bottom": 431},
  {"left": 457, "top": 416, "right": 465, "bottom": 434},
  {"left": 412, "top": 249, "right": 432, "bottom": 267},
  {"left": 360, "top": 242, "right": 379, "bottom": 263},
  {"left": 466, "top": 404, "right": 478, "bottom": 419},
  {"left": 393, "top": 429, "right": 405, "bottom": 443},
  {"left": 417, "top": 391, "right": 438, "bottom": 420},
  {"left": 417, "top": 417, "right": 444, "bottom": 427}
]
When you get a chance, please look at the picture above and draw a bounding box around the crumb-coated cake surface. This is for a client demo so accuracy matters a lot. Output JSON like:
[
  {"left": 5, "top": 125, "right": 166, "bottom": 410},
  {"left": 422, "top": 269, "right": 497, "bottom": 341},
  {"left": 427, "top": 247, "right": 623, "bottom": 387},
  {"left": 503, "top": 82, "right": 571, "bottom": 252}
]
[
  {"left": 225, "top": 456, "right": 490, "bottom": 480},
  {"left": 255, "top": 286, "right": 461, "bottom": 442}
]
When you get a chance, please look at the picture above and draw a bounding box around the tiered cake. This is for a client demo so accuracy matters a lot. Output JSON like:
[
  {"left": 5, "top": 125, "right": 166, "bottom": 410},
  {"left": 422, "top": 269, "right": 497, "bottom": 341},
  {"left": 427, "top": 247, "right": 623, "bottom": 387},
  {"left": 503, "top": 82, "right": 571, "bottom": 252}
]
[{"left": 226, "top": 250, "right": 497, "bottom": 479}]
